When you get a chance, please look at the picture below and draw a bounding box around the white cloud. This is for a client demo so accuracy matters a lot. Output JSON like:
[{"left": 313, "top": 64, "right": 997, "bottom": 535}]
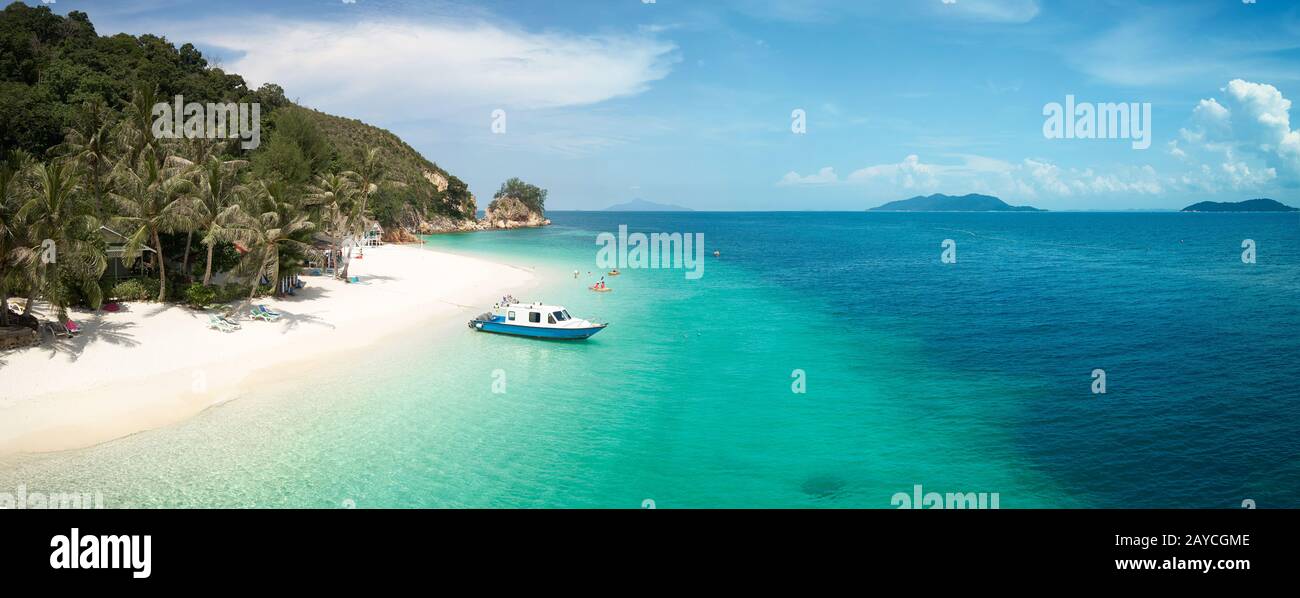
[
  {"left": 941, "top": 0, "right": 1040, "bottom": 24},
  {"left": 847, "top": 154, "right": 939, "bottom": 190},
  {"left": 1222, "top": 79, "right": 1300, "bottom": 173},
  {"left": 190, "top": 18, "right": 677, "bottom": 121},
  {"left": 727, "top": 0, "right": 1038, "bottom": 24},
  {"left": 1192, "top": 98, "right": 1230, "bottom": 128},
  {"left": 1177, "top": 79, "right": 1300, "bottom": 187},
  {"left": 778, "top": 166, "right": 839, "bottom": 186},
  {"left": 780, "top": 154, "right": 1167, "bottom": 201}
]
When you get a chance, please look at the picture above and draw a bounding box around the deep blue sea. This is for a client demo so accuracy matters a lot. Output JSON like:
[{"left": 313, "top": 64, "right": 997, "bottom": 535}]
[{"left": 2, "top": 211, "right": 1297, "bottom": 507}]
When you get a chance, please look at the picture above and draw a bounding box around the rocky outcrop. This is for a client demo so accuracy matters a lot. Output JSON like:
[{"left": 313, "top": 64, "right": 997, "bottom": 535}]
[
  {"left": 417, "top": 214, "right": 485, "bottom": 234},
  {"left": 481, "top": 196, "right": 550, "bottom": 230},
  {"left": 390, "top": 184, "right": 550, "bottom": 235},
  {"left": 381, "top": 228, "right": 422, "bottom": 244},
  {"left": 423, "top": 170, "right": 450, "bottom": 193}
]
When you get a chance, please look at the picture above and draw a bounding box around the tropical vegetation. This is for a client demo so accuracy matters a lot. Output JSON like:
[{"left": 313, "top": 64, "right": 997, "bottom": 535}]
[{"left": 0, "top": 2, "right": 546, "bottom": 333}]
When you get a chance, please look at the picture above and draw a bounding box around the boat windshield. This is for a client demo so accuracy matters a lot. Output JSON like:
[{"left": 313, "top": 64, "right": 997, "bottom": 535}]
[
  {"left": 552, "top": 311, "right": 570, "bottom": 322},
  {"left": 561, "top": 310, "right": 572, "bottom": 320}
]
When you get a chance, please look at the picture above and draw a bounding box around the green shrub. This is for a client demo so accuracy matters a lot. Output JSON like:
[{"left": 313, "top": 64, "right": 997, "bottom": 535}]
[
  {"left": 140, "top": 277, "right": 161, "bottom": 299},
  {"left": 109, "top": 279, "right": 150, "bottom": 301},
  {"left": 214, "top": 283, "right": 247, "bottom": 303},
  {"left": 107, "top": 277, "right": 162, "bottom": 302},
  {"left": 182, "top": 284, "right": 217, "bottom": 308}
]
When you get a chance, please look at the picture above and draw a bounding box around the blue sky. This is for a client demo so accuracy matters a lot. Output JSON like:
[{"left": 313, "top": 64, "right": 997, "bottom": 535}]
[{"left": 39, "top": 0, "right": 1300, "bottom": 210}]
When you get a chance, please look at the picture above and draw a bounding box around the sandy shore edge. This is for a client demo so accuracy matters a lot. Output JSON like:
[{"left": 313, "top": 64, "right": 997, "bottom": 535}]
[{"left": 0, "top": 244, "right": 535, "bottom": 456}]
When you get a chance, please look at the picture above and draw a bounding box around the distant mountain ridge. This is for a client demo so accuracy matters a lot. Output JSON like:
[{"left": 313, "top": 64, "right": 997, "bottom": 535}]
[
  {"left": 869, "top": 193, "right": 1042, "bottom": 212},
  {"left": 1181, "top": 199, "right": 1297, "bottom": 212},
  {"left": 605, "top": 198, "right": 693, "bottom": 211}
]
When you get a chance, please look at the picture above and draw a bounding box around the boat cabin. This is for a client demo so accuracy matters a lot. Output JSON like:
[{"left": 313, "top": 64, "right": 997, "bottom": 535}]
[{"left": 500, "top": 303, "right": 577, "bottom": 327}]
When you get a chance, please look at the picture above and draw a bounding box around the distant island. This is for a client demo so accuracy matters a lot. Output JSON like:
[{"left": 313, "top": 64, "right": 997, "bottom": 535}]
[
  {"left": 604, "top": 198, "right": 693, "bottom": 212},
  {"left": 869, "top": 193, "right": 1043, "bottom": 212},
  {"left": 1181, "top": 199, "right": 1298, "bottom": 212}
]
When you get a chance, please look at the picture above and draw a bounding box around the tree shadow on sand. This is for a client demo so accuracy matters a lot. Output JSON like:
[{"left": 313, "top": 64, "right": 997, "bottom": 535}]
[
  {"left": 341, "top": 274, "right": 398, "bottom": 285},
  {"left": 37, "top": 312, "right": 139, "bottom": 363},
  {"left": 273, "top": 309, "right": 336, "bottom": 334},
  {"left": 237, "top": 286, "right": 337, "bottom": 334}
]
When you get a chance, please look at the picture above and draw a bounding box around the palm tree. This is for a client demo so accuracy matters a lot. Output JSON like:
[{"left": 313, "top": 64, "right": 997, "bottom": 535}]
[
  {"left": 340, "top": 147, "right": 403, "bottom": 280},
  {"left": 169, "top": 138, "right": 233, "bottom": 280},
  {"left": 226, "top": 181, "right": 314, "bottom": 312},
  {"left": 119, "top": 85, "right": 165, "bottom": 171},
  {"left": 177, "top": 153, "right": 247, "bottom": 285},
  {"left": 109, "top": 157, "right": 193, "bottom": 302},
  {"left": 16, "top": 159, "right": 107, "bottom": 319},
  {"left": 306, "top": 172, "right": 358, "bottom": 277},
  {"left": 0, "top": 151, "right": 37, "bottom": 327},
  {"left": 59, "top": 99, "right": 118, "bottom": 219}
]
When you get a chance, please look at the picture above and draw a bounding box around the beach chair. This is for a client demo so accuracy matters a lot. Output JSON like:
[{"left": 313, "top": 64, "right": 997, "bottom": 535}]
[
  {"left": 250, "top": 308, "right": 277, "bottom": 322},
  {"left": 207, "top": 314, "right": 236, "bottom": 332},
  {"left": 255, "top": 305, "right": 282, "bottom": 319},
  {"left": 43, "top": 321, "right": 73, "bottom": 338}
]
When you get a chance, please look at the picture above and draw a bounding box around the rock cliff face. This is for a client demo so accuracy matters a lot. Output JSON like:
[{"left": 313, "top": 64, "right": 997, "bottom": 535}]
[
  {"left": 482, "top": 196, "right": 551, "bottom": 229},
  {"left": 416, "top": 214, "right": 485, "bottom": 234},
  {"left": 374, "top": 169, "right": 548, "bottom": 234},
  {"left": 424, "top": 170, "right": 450, "bottom": 193},
  {"left": 407, "top": 194, "right": 550, "bottom": 233},
  {"left": 380, "top": 228, "right": 422, "bottom": 244}
]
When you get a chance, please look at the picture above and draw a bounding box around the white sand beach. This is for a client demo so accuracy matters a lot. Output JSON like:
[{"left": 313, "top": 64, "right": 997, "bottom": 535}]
[{"left": 0, "top": 244, "right": 534, "bottom": 456}]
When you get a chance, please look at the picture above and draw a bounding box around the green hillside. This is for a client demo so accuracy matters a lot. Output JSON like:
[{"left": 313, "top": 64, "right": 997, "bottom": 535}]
[
  {"left": 0, "top": 1, "right": 476, "bottom": 229},
  {"left": 295, "top": 106, "right": 477, "bottom": 225}
]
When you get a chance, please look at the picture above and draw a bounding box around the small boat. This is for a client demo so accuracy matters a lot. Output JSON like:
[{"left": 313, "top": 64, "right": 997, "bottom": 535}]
[
  {"left": 607, "top": 269, "right": 621, "bottom": 276},
  {"left": 589, "top": 284, "right": 611, "bottom": 293},
  {"left": 468, "top": 302, "right": 608, "bottom": 340}
]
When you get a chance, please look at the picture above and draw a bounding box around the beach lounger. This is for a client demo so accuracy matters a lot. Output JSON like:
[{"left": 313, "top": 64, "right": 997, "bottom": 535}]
[
  {"left": 255, "top": 305, "right": 282, "bottom": 318},
  {"left": 43, "top": 321, "right": 73, "bottom": 338},
  {"left": 207, "top": 314, "right": 236, "bottom": 332},
  {"left": 250, "top": 309, "right": 278, "bottom": 322}
]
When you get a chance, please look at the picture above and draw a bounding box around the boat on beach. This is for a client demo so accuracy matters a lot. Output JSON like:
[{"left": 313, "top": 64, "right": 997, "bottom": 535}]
[{"left": 468, "top": 301, "right": 608, "bottom": 340}]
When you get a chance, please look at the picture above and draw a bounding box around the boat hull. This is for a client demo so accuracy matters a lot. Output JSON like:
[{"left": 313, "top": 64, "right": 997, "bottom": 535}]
[{"left": 471, "top": 319, "right": 607, "bottom": 340}]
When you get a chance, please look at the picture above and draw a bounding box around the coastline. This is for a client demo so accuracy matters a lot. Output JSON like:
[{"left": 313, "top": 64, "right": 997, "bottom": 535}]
[{"left": 0, "top": 244, "right": 536, "bottom": 457}]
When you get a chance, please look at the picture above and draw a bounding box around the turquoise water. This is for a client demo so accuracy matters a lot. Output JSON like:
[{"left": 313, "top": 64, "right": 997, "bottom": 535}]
[{"left": 1, "top": 212, "right": 1297, "bottom": 508}]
